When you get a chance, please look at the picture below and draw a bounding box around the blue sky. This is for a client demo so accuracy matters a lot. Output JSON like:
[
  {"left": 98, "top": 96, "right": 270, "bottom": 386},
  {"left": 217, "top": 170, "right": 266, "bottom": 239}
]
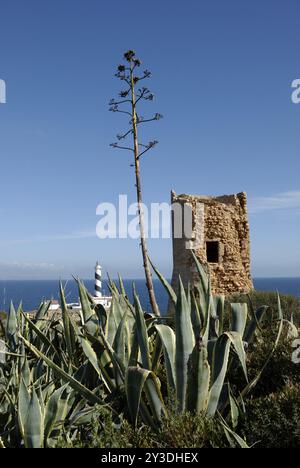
[{"left": 0, "top": 0, "right": 299, "bottom": 279}]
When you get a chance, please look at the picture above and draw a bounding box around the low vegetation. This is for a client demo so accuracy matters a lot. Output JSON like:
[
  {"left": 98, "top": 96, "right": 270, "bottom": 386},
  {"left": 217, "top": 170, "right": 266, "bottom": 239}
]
[{"left": 0, "top": 254, "right": 299, "bottom": 448}]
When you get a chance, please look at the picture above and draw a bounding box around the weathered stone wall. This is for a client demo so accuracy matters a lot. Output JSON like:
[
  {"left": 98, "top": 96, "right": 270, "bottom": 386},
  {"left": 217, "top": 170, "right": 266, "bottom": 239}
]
[{"left": 170, "top": 191, "right": 253, "bottom": 296}]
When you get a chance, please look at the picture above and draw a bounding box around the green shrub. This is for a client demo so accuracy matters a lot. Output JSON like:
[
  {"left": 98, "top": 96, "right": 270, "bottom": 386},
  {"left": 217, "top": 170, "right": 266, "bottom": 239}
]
[
  {"left": 248, "top": 333, "right": 298, "bottom": 396},
  {"left": 57, "top": 406, "right": 229, "bottom": 448},
  {"left": 229, "top": 329, "right": 298, "bottom": 399},
  {"left": 231, "top": 291, "right": 300, "bottom": 325},
  {"left": 154, "top": 411, "right": 229, "bottom": 448},
  {"left": 241, "top": 383, "right": 300, "bottom": 448}
]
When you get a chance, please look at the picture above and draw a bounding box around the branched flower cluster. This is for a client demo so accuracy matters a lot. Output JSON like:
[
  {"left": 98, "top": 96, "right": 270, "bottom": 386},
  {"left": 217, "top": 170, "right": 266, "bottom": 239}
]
[{"left": 109, "top": 50, "right": 162, "bottom": 161}]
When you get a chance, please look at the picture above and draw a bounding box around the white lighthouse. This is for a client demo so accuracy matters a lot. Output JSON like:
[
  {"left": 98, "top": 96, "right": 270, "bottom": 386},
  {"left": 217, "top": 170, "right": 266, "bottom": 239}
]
[
  {"left": 63, "top": 261, "right": 112, "bottom": 312},
  {"left": 95, "top": 261, "right": 102, "bottom": 298},
  {"left": 91, "top": 261, "right": 112, "bottom": 309}
]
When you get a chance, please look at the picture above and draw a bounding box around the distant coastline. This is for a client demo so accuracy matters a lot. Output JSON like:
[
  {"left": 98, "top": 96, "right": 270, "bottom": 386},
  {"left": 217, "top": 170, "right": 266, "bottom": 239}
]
[{"left": 0, "top": 277, "right": 299, "bottom": 312}]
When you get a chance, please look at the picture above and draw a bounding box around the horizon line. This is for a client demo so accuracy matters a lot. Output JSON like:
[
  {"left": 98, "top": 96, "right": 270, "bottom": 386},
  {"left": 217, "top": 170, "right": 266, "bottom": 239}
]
[{"left": 0, "top": 276, "right": 300, "bottom": 281}]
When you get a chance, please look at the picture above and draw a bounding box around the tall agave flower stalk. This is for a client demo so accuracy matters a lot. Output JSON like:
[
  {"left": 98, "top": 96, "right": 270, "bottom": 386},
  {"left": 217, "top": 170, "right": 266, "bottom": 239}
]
[{"left": 109, "top": 50, "right": 162, "bottom": 317}]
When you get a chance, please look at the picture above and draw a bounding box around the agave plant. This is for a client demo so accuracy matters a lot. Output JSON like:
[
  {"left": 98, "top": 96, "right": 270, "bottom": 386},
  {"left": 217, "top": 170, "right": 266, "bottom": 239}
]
[
  {"left": 0, "top": 294, "right": 106, "bottom": 448},
  {"left": 95, "top": 252, "right": 285, "bottom": 429}
]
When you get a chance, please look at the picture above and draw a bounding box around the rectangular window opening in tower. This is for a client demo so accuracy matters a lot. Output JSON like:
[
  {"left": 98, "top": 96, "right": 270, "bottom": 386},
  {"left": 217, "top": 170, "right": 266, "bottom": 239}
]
[{"left": 206, "top": 241, "right": 219, "bottom": 263}]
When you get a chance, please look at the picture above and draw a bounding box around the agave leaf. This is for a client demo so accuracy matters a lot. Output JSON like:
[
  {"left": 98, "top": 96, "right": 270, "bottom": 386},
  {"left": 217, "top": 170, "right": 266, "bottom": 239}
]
[
  {"left": 191, "top": 250, "right": 209, "bottom": 296},
  {"left": 187, "top": 344, "right": 210, "bottom": 414},
  {"left": 191, "top": 251, "right": 213, "bottom": 335},
  {"left": 277, "top": 293, "right": 283, "bottom": 320},
  {"left": 77, "top": 280, "right": 98, "bottom": 336},
  {"left": 175, "top": 277, "right": 195, "bottom": 412},
  {"left": 144, "top": 374, "right": 166, "bottom": 424},
  {"left": 148, "top": 256, "right": 177, "bottom": 306},
  {"left": 151, "top": 334, "right": 163, "bottom": 373},
  {"left": 207, "top": 338, "right": 217, "bottom": 367},
  {"left": 19, "top": 335, "right": 102, "bottom": 406},
  {"left": 214, "top": 295, "right": 225, "bottom": 335},
  {"left": 207, "top": 334, "right": 231, "bottom": 418},
  {"left": 191, "top": 290, "right": 202, "bottom": 338},
  {"left": 21, "top": 311, "right": 58, "bottom": 357},
  {"left": 246, "top": 294, "right": 261, "bottom": 326},
  {"left": 155, "top": 324, "right": 176, "bottom": 391},
  {"left": 128, "top": 323, "right": 139, "bottom": 367},
  {"left": 16, "top": 303, "right": 26, "bottom": 336},
  {"left": 118, "top": 274, "right": 127, "bottom": 296},
  {"left": 221, "top": 419, "right": 249, "bottom": 448},
  {"left": 18, "top": 377, "right": 31, "bottom": 439},
  {"left": 6, "top": 302, "right": 18, "bottom": 349},
  {"left": 112, "top": 289, "right": 125, "bottom": 322},
  {"left": 125, "top": 367, "right": 165, "bottom": 426},
  {"left": 23, "top": 387, "right": 44, "bottom": 449},
  {"left": 60, "top": 282, "right": 76, "bottom": 361},
  {"left": 133, "top": 291, "right": 151, "bottom": 370},
  {"left": 202, "top": 281, "right": 212, "bottom": 345},
  {"left": 44, "top": 385, "right": 68, "bottom": 442},
  {"left": 125, "top": 366, "right": 150, "bottom": 426},
  {"left": 107, "top": 275, "right": 120, "bottom": 295},
  {"left": 55, "top": 387, "right": 73, "bottom": 429},
  {"left": 244, "top": 305, "right": 268, "bottom": 344},
  {"left": 35, "top": 301, "right": 51, "bottom": 324},
  {"left": 16, "top": 301, "right": 23, "bottom": 322},
  {"left": 227, "top": 332, "right": 248, "bottom": 381},
  {"left": 106, "top": 291, "right": 124, "bottom": 344},
  {"left": 98, "top": 328, "right": 125, "bottom": 383},
  {"left": 94, "top": 303, "right": 107, "bottom": 329},
  {"left": 207, "top": 332, "right": 247, "bottom": 417},
  {"left": 106, "top": 312, "right": 130, "bottom": 387},
  {"left": 193, "top": 283, "right": 205, "bottom": 325},
  {"left": 86, "top": 334, "right": 116, "bottom": 392},
  {"left": 37, "top": 386, "right": 45, "bottom": 422},
  {"left": 77, "top": 334, "right": 103, "bottom": 379},
  {"left": 112, "top": 311, "right": 129, "bottom": 368},
  {"left": 230, "top": 303, "right": 248, "bottom": 335},
  {"left": 228, "top": 386, "right": 239, "bottom": 430},
  {"left": 69, "top": 407, "right": 96, "bottom": 426},
  {"left": 21, "top": 356, "right": 31, "bottom": 387}
]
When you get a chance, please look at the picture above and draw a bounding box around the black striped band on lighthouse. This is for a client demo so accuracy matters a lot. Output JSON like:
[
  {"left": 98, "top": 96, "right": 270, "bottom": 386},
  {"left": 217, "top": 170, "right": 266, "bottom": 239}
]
[{"left": 95, "top": 261, "right": 102, "bottom": 298}]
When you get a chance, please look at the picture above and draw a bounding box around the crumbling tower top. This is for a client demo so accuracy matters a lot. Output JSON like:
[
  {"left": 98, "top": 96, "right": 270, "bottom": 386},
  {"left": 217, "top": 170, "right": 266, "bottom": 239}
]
[{"left": 170, "top": 191, "right": 253, "bottom": 296}]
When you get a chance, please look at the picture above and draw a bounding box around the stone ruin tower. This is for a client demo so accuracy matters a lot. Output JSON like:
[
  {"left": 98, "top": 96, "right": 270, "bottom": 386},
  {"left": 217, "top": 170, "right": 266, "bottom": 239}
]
[{"left": 170, "top": 191, "right": 253, "bottom": 296}]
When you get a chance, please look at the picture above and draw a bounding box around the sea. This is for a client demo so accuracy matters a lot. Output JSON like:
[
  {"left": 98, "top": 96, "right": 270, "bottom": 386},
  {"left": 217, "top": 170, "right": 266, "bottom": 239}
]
[{"left": 0, "top": 278, "right": 300, "bottom": 313}]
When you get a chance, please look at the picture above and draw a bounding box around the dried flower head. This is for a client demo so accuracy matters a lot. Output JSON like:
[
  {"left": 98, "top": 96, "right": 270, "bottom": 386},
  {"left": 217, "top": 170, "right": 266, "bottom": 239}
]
[{"left": 124, "top": 50, "right": 136, "bottom": 62}]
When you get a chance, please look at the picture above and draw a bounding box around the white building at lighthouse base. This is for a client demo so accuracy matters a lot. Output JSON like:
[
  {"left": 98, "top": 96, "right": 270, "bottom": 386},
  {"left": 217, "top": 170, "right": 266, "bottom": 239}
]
[{"left": 92, "top": 295, "right": 112, "bottom": 308}]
